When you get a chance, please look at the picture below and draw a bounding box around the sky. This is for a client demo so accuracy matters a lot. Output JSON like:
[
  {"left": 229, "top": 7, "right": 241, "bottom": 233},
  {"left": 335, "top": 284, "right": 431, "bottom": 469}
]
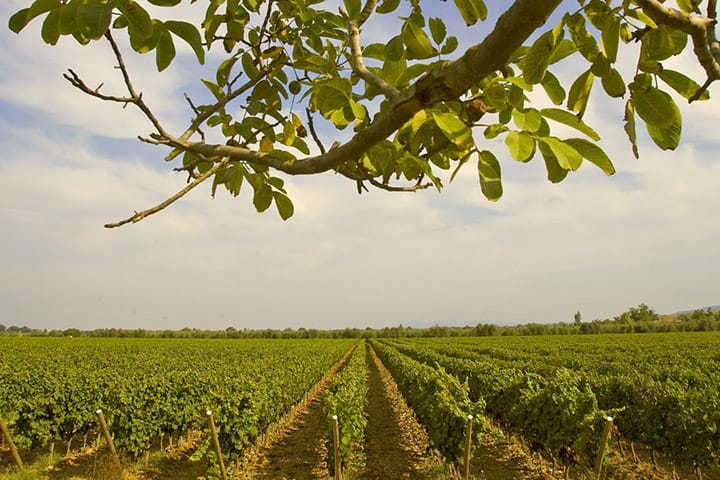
[{"left": 0, "top": 1, "right": 718, "bottom": 331}]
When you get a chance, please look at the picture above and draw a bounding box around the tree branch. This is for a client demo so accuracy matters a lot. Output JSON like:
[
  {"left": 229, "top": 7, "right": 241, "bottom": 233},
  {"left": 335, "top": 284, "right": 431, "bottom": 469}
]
[
  {"left": 178, "top": 55, "right": 286, "bottom": 143},
  {"left": 367, "top": 178, "right": 434, "bottom": 192},
  {"left": 63, "top": 69, "right": 133, "bottom": 104},
  {"left": 633, "top": 0, "right": 720, "bottom": 100},
  {"left": 186, "top": 0, "right": 562, "bottom": 175},
  {"left": 104, "top": 157, "right": 230, "bottom": 228},
  {"left": 104, "top": 31, "right": 172, "bottom": 139},
  {"left": 347, "top": 0, "right": 400, "bottom": 100}
]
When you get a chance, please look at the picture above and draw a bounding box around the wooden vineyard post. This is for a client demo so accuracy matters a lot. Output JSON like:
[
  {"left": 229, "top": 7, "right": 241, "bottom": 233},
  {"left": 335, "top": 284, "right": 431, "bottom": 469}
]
[
  {"left": 594, "top": 416, "right": 614, "bottom": 480},
  {"left": 464, "top": 414, "right": 474, "bottom": 480},
  {"left": 95, "top": 409, "right": 121, "bottom": 470},
  {"left": 0, "top": 415, "right": 23, "bottom": 468},
  {"left": 332, "top": 415, "right": 342, "bottom": 480},
  {"left": 48, "top": 438, "right": 55, "bottom": 466},
  {"left": 206, "top": 411, "right": 228, "bottom": 480}
]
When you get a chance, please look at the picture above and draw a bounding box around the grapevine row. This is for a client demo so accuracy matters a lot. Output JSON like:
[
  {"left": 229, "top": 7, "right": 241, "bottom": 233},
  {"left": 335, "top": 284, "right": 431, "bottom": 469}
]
[{"left": 0, "top": 338, "right": 354, "bottom": 460}]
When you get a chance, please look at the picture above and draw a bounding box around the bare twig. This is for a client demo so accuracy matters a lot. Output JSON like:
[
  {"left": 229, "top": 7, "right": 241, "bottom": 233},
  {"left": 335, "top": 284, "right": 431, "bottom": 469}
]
[
  {"left": 305, "top": 108, "right": 326, "bottom": 155},
  {"left": 63, "top": 69, "right": 134, "bottom": 104},
  {"left": 104, "top": 158, "right": 230, "bottom": 228},
  {"left": 104, "top": 31, "right": 172, "bottom": 139}
]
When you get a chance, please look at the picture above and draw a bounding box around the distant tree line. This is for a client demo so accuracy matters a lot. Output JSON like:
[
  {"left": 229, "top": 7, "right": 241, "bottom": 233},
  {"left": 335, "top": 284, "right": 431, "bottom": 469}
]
[{"left": 2, "top": 304, "right": 719, "bottom": 339}]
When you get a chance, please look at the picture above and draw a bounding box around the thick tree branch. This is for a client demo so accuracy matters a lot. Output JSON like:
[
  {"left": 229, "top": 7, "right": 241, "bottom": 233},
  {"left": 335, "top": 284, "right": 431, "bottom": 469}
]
[
  {"left": 634, "top": 0, "right": 720, "bottom": 100},
  {"left": 186, "top": 0, "right": 562, "bottom": 175},
  {"left": 367, "top": 178, "right": 433, "bottom": 192},
  {"left": 104, "top": 157, "right": 230, "bottom": 228}
]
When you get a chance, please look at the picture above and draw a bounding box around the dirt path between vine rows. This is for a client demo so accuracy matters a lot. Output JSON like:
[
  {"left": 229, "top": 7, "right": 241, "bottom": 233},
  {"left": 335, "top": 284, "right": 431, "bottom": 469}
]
[{"left": 243, "top": 344, "right": 567, "bottom": 480}]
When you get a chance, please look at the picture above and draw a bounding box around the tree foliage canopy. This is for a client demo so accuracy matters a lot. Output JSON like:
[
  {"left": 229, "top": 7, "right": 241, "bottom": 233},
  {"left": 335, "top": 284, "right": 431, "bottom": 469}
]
[{"left": 8, "top": 0, "right": 720, "bottom": 226}]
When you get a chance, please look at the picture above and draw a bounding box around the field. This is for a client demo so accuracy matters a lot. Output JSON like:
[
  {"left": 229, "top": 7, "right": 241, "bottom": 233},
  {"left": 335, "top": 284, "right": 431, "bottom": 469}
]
[{"left": 1, "top": 333, "right": 719, "bottom": 479}]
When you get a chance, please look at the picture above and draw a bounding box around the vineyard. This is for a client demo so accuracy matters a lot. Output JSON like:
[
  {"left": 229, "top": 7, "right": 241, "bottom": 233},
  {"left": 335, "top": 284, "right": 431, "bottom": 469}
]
[{"left": 1, "top": 333, "right": 719, "bottom": 479}]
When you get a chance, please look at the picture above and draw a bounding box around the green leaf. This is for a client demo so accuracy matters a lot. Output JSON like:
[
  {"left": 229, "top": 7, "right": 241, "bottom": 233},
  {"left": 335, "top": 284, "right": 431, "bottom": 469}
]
[
  {"left": 343, "top": 0, "right": 361, "bottom": 20},
  {"left": 9, "top": 0, "right": 61, "bottom": 34},
  {"left": 433, "top": 112, "right": 471, "bottom": 147},
  {"left": 453, "top": 0, "right": 487, "bottom": 26},
  {"left": 77, "top": 1, "right": 114, "bottom": 40},
  {"left": 641, "top": 26, "right": 675, "bottom": 61},
  {"left": 165, "top": 21, "right": 205, "bottom": 64},
  {"left": 519, "top": 30, "right": 555, "bottom": 85},
  {"left": 631, "top": 85, "right": 679, "bottom": 128},
  {"left": 385, "top": 35, "right": 404, "bottom": 61},
  {"left": 538, "top": 141, "right": 568, "bottom": 183},
  {"left": 216, "top": 56, "right": 238, "bottom": 86},
  {"left": 241, "top": 52, "right": 259, "bottom": 80},
  {"left": 540, "top": 71, "right": 566, "bottom": 105},
  {"left": 147, "top": 0, "right": 181, "bottom": 5},
  {"left": 538, "top": 137, "right": 582, "bottom": 171},
  {"left": 202, "top": 79, "right": 224, "bottom": 101},
  {"left": 624, "top": 100, "right": 639, "bottom": 159},
  {"left": 41, "top": 10, "right": 61, "bottom": 45},
  {"left": 600, "top": 68, "right": 626, "bottom": 98},
  {"left": 440, "top": 36, "right": 458, "bottom": 55},
  {"left": 402, "top": 14, "right": 436, "bottom": 60},
  {"left": 58, "top": 1, "right": 80, "bottom": 35},
  {"left": 540, "top": 108, "right": 600, "bottom": 140},
  {"left": 548, "top": 39, "right": 577, "bottom": 64},
  {"left": 505, "top": 131, "right": 535, "bottom": 162},
  {"left": 563, "top": 138, "right": 615, "bottom": 175},
  {"left": 658, "top": 69, "right": 709, "bottom": 101},
  {"left": 362, "top": 43, "right": 386, "bottom": 60},
  {"left": 376, "top": 0, "right": 400, "bottom": 14},
  {"left": 428, "top": 17, "right": 446, "bottom": 45},
  {"left": 253, "top": 184, "right": 273, "bottom": 212},
  {"left": 484, "top": 124, "right": 508, "bottom": 139},
  {"left": 477, "top": 150, "right": 502, "bottom": 201},
  {"left": 566, "top": 69, "right": 594, "bottom": 118},
  {"left": 155, "top": 25, "right": 175, "bottom": 71},
  {"left": 8, "top": 8, "right": 31, "bottom": 33},
  {"left": 601, "top": 15, "right": 620, "bottom": 62},
  {"left": 512, "top": 108, "right": 542, "bottom": 133},
  {"left": 116, "top": 0, "right": 153, "bottom": 40},
  {"left": 646, "top": 117, "right": 681, "bottom": 150}
]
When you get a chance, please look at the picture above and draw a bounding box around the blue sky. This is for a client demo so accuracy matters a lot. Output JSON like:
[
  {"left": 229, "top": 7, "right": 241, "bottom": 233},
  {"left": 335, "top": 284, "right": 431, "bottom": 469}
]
[{"left": 0, "top": 1, "right": 718, "bottom": 331}]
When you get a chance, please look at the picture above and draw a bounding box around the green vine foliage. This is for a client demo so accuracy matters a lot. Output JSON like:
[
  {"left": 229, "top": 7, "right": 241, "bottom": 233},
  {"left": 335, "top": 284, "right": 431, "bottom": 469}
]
[
  {"left": 388, "top": 334, "right": 720, "bottom": 469},
  {"left": 370, "top": 340, "right": 484, "bottom": 463},
  {"left": 6, "top": 0, "right": 717, "bottom": 223},
  {"left": 0, "top": 338, "right": 353, "bottom": 460},
  {"left": 323, "top": 343, "right": 368, "bottom": 477}
]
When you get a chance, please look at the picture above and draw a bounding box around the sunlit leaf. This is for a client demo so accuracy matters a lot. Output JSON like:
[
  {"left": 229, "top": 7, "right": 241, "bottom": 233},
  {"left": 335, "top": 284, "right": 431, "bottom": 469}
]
[
  {"left": 519, "top": 30, "right": 555, "bottom": 85},
  {"left": 453, "top": 0, "right": 487, "bottom": 26},
  {"left": 567, "top": 69, "right": 594, "bottom": 118},
  {"left": 541, "top": 71, "right": 566, "bottom": 105},
  {"left": 540, "top": 108, "right": 599, "bottom": 140},
  {"left": 658, "top": 69, "right": 709, "bottom": 101},
  {"left": 538, "top": 137, "right": 582, "bottom": 171},
  {"left": 538, "top": 141, "right": 569, "bottom": 183},
  {"left": 477, "top": 150, "right": 502, "bottom": 201},
  {"left": 273, "top": 192, "right": 294, "bottom": 220},
  {"left": 505, "top": 130, "right": 535, "bottom": 162},
  {"left": 165, "top": 20, "right": 205, "bottom": 64},
  {"left": 563, "top": 138, "right": 615, "bottom": 175}
]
